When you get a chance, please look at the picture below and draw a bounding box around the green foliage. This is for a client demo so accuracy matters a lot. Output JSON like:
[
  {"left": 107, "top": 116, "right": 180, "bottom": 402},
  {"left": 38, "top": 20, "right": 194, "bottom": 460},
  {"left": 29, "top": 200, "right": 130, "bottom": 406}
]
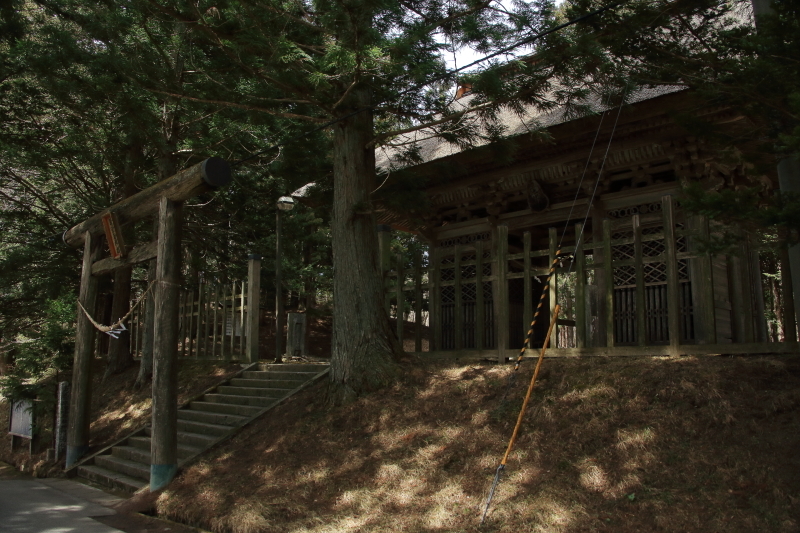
[
  {"left": 680, "top": 183, "right": 800, "bottom": 253},
  {"left": 0, "top": 295, "right": 75, "bottom": 428}
]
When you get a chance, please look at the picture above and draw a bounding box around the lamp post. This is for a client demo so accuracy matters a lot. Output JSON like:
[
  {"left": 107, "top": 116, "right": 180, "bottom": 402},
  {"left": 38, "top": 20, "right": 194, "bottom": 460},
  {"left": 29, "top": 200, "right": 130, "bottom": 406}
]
[{"left": 275, "top": 195, "right": 295, "bottom": 363}]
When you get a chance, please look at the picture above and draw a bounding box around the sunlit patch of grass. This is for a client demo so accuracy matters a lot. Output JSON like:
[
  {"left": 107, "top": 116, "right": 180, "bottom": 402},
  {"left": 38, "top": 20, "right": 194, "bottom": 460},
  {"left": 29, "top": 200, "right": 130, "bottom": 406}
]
[
  {"left": 578, "top": 459, "right": 608, "bottom": 492},
  {"left": 561, "top": 384, "right": 618, "bottom": 403},
  {"left": 616, "top": 426, "right": 655, "bottom": 451}
]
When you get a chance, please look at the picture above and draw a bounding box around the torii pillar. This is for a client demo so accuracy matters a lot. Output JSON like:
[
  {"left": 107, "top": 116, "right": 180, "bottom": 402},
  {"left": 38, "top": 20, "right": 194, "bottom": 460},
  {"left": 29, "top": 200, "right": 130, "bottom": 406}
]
[{"left": 64, "top": 158, "right": 231, "bottom": 474}]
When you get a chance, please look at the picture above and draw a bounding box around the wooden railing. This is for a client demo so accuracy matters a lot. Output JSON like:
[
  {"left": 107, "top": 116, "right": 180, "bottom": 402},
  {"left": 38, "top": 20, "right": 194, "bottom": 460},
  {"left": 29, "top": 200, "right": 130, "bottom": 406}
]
[{"left": 130, "top": 256, "right": 262, "bottom": 361}]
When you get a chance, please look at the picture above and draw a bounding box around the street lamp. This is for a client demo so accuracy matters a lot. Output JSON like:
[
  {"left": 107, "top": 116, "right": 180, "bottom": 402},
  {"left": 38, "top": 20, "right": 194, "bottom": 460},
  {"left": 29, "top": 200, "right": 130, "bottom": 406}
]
[{"left": 275, "top": 195, "right": 295, "bottom": 363}]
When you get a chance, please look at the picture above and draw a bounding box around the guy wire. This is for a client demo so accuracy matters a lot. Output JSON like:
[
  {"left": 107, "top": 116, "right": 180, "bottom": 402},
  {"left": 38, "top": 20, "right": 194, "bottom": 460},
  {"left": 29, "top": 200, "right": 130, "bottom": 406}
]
[{"left": 481, "top": 91, "right": 627, "bottom": 524}]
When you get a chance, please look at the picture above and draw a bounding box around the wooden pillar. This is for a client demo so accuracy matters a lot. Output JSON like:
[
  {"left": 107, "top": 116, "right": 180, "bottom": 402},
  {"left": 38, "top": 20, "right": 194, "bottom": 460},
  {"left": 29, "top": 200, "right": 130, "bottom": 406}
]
[
  {"left": 203, "top": 283, "right": 212, "bottom": 357},
  {"left": 522, "top": 232, "right": 532, "bottom": 346},
  {"left": 494, "top": 225, "right": 509, "bottom": 363},
  {"left": 414, "top": 250, "right": 423, "bottom": 352},
  {"left": 454, "top": 245, "right": 463, "bottom": 350},
  {"left": 431, "top": 247, "right": 442, "bottom": 351},
  {"left": 377, "top": 224, "right": 392, "bottom": 273},
  {"left": 150, "top": 197, "right": 182, "bottom": 491},
  {"left": 475, "top": 240, "right": 485, "bottom": 350},
  {"left": 662, "top": 195, "right": 682, "bottom": 355},
  {"left": 633, "top": 215, "right": 647, "bottom": 346},
  {"left": 548, "top": 227, "right": 558, "bottom": 347},
  {"left": 378, "top": 224, "right": 392, "bottom": 319},
  {"left": 195, "top": 283, "right": 204, "bottom": 357},
  {"left": 66, "top": 232, "right": 101, "bottom": 468},
  {"left": 229, "top": 281, "right": 236, "bottom": 356},
  {"left": 779, "top": 245, "right": 798, "bottom": 342},
  {"left": 220, "top": 284, "right": 228, "bottom": 360},
  {"left": 240, "top": 281, "right": 246, "bottom": 355},
  {"left": 593, "top": 206, "right": 607, "bottom": 347},
  {"left": 729, "top": 241, "right": 755, "bottom": 343},
  {"left": 396, "top": 253, "right": 405, "bottom": 347},
  {"left": 245, "top": 254, "right": 262, "bottom": 362},
  {"left": 603, "top": 219, "right": 614, "bottom": 349},
  {"left": 574, "top": 224, "right": 587, "bottom": 348},
  {"left": 777, "top": 157, "right": 800, "bottom": 325},
  {"left": 688, "top": 215, "right": 716, "bottom": 344},
  {"left": 749, "top": 236, "right": 769, "bottom": 342}
]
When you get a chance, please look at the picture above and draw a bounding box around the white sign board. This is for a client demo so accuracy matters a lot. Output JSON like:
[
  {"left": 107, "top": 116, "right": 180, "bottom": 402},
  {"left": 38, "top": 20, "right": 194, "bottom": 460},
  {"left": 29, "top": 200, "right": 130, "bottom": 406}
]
[{"left": 9, "top": 400, "right": 33, "bottom": 438}]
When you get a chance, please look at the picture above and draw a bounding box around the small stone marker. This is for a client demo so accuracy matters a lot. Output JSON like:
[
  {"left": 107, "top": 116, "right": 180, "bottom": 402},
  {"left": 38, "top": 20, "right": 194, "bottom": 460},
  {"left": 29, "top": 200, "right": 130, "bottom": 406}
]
[
  {"left": 55, "top": 382, "right": 70, "bottom": 460},
  {"left": 286, "top": 313, "right": 307, "bottom": 358}
]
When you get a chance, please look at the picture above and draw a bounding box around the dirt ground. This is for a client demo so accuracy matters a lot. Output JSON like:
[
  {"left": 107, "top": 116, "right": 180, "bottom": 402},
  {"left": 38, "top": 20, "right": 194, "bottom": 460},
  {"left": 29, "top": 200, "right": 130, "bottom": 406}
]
[{"left": 154, "top": 354, "right": 800, "bottom": 533}]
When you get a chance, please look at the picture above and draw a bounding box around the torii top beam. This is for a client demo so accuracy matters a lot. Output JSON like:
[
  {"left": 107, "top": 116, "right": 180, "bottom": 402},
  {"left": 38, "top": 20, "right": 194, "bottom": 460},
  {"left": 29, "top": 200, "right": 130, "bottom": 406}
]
[{"left": 63, "top": 157, "right": 231, "bottom": 248}]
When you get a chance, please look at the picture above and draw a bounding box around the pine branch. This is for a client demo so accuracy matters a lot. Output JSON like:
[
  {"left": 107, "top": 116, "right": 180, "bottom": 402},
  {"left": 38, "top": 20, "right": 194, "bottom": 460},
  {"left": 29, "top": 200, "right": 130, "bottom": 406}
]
[{"left": 145, "top": 89, "right": 326, "bottom": 123}]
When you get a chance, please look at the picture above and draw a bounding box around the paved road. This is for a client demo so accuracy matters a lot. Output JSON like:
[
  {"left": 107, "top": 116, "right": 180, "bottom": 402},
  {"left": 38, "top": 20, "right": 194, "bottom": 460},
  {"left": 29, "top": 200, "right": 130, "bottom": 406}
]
[
  {"left": 0, "top": 463, "right": 203, "bottom": 533},
  {"left": 0, "top": 476, "right": 125, "bottom": 533}
]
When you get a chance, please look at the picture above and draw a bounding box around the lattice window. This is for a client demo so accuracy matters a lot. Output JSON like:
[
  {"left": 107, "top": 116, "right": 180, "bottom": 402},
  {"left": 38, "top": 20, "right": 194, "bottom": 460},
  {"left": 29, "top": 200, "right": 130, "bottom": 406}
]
[
  {"left": 442, "top": 286, "right": 455, "bottom": 304},
  {"left": 643, "top": 238, "right": 665, "bottom": 257},
  {"left": 644, "top": 262, "right": 668, "bottom": 284},
  {"left": 441, "top": 267, "right": 455, "bottom": 282},
  {"left": 462, "top": 264, "right": 476, "bottom": 279},
  {"left": 483, "top": 281, "right": 493, "bottom": 301},
  {"left": 676, "top": 230, "right": 687, "bottom": 253},
  {"left": 677, "top": 259, "right": 689, "bottom": 282},
  {"left": 461, "top": 253, "right": 477, "bottom": 279},
  {"left": 614, "top": 265, "right": 637, "bottom": 287},
  {"left": 462, "top": 283, "right": 477, "bottom": 303}
]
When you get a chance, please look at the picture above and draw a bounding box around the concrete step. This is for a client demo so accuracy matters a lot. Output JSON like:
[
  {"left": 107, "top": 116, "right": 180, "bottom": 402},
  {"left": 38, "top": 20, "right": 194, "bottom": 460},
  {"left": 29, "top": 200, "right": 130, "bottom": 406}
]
[
  {"left": 189, "top": 401, "right": 262, "bottom": 417},
  {"left": 241, "top": 370, "right": 320, "bottom": 381},
  {"left": 176, "top": 430, "right": 218, "bottom": 449},
  {"left": 229, "top": 378, "right": 307, "bottom": 389},
  {"left": 78, "top": 464, "right": 147, "bottom": 493},
  {"left": 127, "top": 436, "right": 200, "bottom": 459},
  {"left": 203, "top": 393, "right": 280, "bottom": 408},
  {"left": 256, "top": 363, "right": 328, "bottom": 372},
  {"left": 217, "top": 385, "right": 291, "bottom": 397},
  {"left": 94, "top": 455, "right": 150, "bottom": 482},
  {"left": 112, "top": 445, "right": 150, "bottom": 464},
  {"left": 177, "top": 419, "right": 235, "bottom": 437},
  {"left": 143, "top": 427, "right": 218, "bottom": 449},
  {"left": 178, "top": 408, "right": 248, "bottom": 427}
]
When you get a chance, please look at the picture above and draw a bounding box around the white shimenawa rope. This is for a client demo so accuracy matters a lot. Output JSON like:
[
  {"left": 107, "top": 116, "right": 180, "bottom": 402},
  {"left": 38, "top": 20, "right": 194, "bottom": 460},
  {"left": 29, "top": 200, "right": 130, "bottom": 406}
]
[{"left": 78, "top": 282, "right": 155, "bottom": 338}]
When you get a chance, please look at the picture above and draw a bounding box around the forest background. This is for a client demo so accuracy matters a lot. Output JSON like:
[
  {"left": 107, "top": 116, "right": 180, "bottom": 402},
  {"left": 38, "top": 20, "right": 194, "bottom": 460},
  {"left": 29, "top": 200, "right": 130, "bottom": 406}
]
[{"left": 0, "top": 0, "right": 798, "bottom": 407}]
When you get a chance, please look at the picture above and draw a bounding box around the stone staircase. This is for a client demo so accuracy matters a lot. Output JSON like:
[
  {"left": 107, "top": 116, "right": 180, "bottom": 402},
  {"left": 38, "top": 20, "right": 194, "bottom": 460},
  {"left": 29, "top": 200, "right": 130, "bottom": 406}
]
[{"left": 73, "top": 362, "right": 329, "bottom": 493}]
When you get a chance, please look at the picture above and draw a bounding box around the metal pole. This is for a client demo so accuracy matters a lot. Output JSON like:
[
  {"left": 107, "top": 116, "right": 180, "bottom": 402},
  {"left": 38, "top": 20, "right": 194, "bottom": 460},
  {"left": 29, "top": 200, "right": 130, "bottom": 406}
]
[{"left": 275, "top": 209, "right": 284, "bottom": 363}]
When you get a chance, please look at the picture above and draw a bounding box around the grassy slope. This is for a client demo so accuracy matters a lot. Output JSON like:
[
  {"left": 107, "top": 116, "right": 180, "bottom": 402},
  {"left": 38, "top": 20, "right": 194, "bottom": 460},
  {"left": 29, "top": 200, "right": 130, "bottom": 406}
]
[{"left": 156, "top": 355, "right": 800, "bottom": 533}]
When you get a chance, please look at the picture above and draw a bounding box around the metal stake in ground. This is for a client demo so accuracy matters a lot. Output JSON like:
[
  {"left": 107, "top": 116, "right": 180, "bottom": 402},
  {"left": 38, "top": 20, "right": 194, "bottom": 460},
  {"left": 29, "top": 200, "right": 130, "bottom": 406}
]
[{"left": 480, "top": 304, "right": 561, "bottom": 524}]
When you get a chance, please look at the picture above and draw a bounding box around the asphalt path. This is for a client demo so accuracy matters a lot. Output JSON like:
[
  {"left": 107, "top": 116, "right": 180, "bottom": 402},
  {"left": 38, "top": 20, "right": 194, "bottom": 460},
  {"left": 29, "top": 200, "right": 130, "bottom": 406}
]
[
  {"left": 0, "top": 462, "right": 203, "bottom": 533},
  {"left": 0, "top": 475, "right": 124, "bottom": 533}
]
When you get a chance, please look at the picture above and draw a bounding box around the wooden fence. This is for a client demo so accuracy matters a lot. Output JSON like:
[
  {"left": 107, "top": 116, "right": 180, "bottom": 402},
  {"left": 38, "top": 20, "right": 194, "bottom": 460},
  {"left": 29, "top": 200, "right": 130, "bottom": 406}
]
[
  {"left": 385, "top": 195, "right": 780, "bottom": 360},
  {"left": 130, "top": 256, "right": 262, "bottom": 361}
]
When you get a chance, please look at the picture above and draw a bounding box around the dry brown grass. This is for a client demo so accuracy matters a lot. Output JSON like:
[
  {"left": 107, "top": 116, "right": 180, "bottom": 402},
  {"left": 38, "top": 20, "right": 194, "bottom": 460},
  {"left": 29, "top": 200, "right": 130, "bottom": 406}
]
[{"left": 156, "top": 355, "right": 800, "bottom": 533}]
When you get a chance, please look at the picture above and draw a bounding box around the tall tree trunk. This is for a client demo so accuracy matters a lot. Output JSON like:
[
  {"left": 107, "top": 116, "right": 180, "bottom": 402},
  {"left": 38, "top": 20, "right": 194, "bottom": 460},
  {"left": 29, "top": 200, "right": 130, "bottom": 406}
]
[
  {"left": 328, "top": 85, "right": 401, "bottom": 404},
  {"left": 104, "top": 266, "right": 133, "bottom": 378},
  {"left": 135, "top": 259, "right": 157, "bottom": 388}
]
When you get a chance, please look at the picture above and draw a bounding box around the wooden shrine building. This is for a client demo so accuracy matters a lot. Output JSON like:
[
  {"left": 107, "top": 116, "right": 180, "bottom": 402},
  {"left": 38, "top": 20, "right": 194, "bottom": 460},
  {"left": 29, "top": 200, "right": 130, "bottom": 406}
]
[{"left": 375, "top": 88, "right": 798, "bottom": 360}]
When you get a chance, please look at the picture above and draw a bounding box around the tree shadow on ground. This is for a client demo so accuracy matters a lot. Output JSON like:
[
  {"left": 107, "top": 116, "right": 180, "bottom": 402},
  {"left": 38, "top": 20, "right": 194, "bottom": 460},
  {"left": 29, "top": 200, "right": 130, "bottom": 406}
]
[{"left": 158, "top": 355, "right": 800, "bottom": 533}]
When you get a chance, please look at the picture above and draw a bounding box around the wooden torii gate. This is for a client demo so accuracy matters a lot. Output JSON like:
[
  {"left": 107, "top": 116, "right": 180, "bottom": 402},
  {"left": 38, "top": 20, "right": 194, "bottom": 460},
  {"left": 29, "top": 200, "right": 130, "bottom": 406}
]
[{"left": 63, "top": 158, "right": 231, "bottom": 491}]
